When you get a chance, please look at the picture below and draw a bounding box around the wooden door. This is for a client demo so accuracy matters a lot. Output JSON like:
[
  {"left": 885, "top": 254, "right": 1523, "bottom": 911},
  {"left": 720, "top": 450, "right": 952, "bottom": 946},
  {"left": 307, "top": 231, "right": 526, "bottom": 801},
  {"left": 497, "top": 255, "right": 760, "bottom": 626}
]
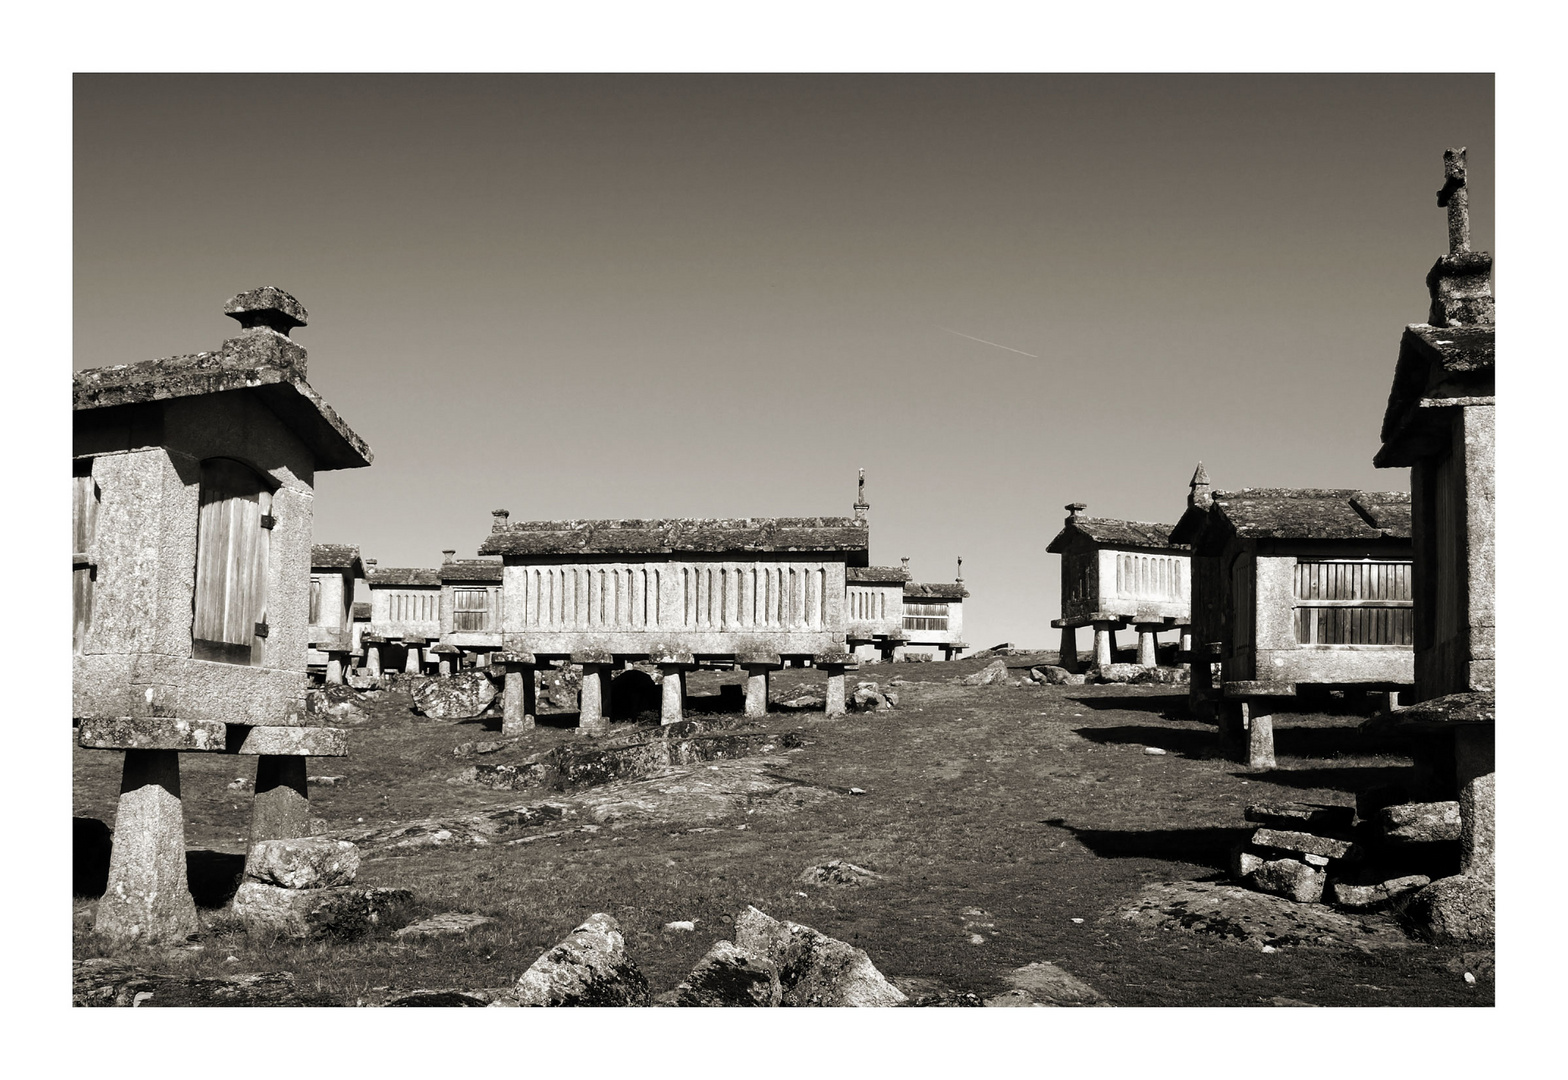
[
  {"left": 192, "top": 458, "right": 272, "bottom": 665},
  {"left": 72, "top": 462, "right": 99, "bottom": 653}
]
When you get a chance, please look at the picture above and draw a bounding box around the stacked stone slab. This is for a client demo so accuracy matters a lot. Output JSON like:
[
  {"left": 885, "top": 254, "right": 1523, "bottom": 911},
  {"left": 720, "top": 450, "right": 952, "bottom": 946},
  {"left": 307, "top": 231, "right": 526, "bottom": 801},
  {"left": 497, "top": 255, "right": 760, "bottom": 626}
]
[
  {"left": 1231, "top": 805, "right": 1358, "bottom": 904},
  {"left": 229, "top": 837, "right": 410, "bottom": 939}
]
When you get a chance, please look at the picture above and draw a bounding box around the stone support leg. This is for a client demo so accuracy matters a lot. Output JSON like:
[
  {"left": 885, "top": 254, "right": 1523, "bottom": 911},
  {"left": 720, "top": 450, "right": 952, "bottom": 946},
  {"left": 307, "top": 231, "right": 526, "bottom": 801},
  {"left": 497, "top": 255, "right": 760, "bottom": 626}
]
[
  {"left": 1092, "top": 622, "right": 1115, "bottom": 667},
  {"left": 95, "top": 750, "right": 198, "bottom": 945},
  {"left": 579, "top": 664, "right": 611, "bottom": 734},
  {"left": 744, "top": 666, "right": 772, "bottom": 719},
  {"left": 824, "top": 667, "right": 848, "bottom": 718},
  {"left": 438, "top": 656, "right": 452, "bottom": 676},
  {"left": 1136, "top": 625, "right": 1160, "bottom": 669},
  {"left": 325, "top": 656, "right": 345, "bottom": 685},
  {"left": 503, "top": 665, "right": 536, "bottom": 734},
  {"left": 660, "top": 666, "right": 685, "bottom": 725},
  {"left": 1179, "top": 629, "right": 1193, "bottom": 656},
  {"left": 251, "top": 755, "right": 310, "bottom": 844},
  {"left": 1057, "top": 626, "right": 1078, "bottom": 672},
  {"left": 1246, "top": 706, "right": 1276, "bottom": 771},
  {"left": 404, "top": 646, "right": 422, "bottom": 675},
  {"left": 1455, "top": 726, "right": 1496, "bottom": 880},
  {"left": 365, "top": 644, "right": 381, "bottom": 677}
]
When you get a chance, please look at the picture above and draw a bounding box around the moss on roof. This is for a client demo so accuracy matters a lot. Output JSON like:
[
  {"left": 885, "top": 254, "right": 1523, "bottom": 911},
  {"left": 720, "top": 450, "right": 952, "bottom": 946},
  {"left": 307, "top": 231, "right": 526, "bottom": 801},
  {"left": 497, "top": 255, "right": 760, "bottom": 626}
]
[{"left": 478, "top": 517, "right": 869, "bottom": 558}]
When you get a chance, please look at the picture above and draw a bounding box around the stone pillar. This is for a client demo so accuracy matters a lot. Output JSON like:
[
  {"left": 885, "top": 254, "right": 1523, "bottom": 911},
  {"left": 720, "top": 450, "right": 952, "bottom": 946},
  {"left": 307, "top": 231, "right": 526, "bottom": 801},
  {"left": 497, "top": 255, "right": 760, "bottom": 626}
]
[
  {"left": 1179, "top": 629, "right": 1193, "bottom": 656},
  {"left": 744, "top": 666, "right": 772, "bottom": 718},
  {"left": 823, "top": 667, "right": 848, "bottom": 718},
  {"left": 1455, "top": 726, "right": 1495, "bottom": 879},
  {"left": 365, "top": 643, "right": 382, "bottom": 677},
  {"left": 1092, "top": 622, "right": 1115, "bottom": 667},
  {"left": 580, "top": 664, "right": 611, "bottom": 734},
  {"left": 437, "top": 654, "right": 452, "bottom": 676},
  {"left": 404, "top": 645, "right": 422, "bottom": 674},
  {"left": 503, "top": 664, "right": 536, "bottom": 734},
  {"left": 96, "top": 749, "right": 199, "bottom": 945},
  {"left": 1246, "top": 704, "right": 1276, "bottom": 770},
  {"left": 1057, "top": 626, "right": 1078, "bottom": 672},
  {"left": 1136, "top": 624, "right": 1160, "bottom": 669},
  {"left": 660, "top": 665, "right": 685, "bottom": 725},
  {"left": 325, "top": 655, "right": 345, "bottom": 685},
  {"left": 251, "top": 755, "right": 310, "bottom": 843}
]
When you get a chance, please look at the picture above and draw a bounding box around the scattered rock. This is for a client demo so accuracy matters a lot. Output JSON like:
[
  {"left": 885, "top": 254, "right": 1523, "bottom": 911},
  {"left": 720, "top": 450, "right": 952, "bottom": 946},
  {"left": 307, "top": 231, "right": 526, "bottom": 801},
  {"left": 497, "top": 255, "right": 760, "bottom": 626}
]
[
  {"left": 226, "top": 777, "right": 252, "bottom": 791},
  {"left": 511, "top": 913, "right": 650, "bottom": 1007},
  {"left": 308, "top": 775, "right": 345, "bottom": 787},
  {"left": 386, "top": 989, "right": 494, "bottom": 1007},
  {"left": 475, "top": 740, "right": 505, "bottom": 754},
  {"left": 1003, "top": 961, "right": 1104, "bottom": 1006},
  {"left": 664, "top": 920, "right": 696, "bottom": 932},
  {"left": 230, "top": 883, "right": 415, "bottom": 940},
  {"left": 849, "top": 787, "right": 867, "bottom": 796},
  {"left": 774, "top": 692, "right": 826, "bottom": 711},
  {"left": 961, "top": 660, "right": 1009, "bottom": 687},
  {"left": 849, "top": 682, "right": 894, "bottom": 712},
  {"left": 1028, "top": 665, "right": 1073, "bottom": 685},
  {"left": 410, "top": 672, "right": 498, "bottom": 720},
  {"left": 392, "top": 912, "right": 498, "bottom": 942},
  {"left": 1378, "top": 801, "right": 1462, "bottom": 844},
  {"left": 1248, "top": 858, "right": 1327, "bottom": 904},
  {"left": 347, "top": 675, "right": 382, "bottom": 691},
  {"left": 733, "top": 906, "right": 907, "bottom": 1007},
  {"left": 1143, "top": 746, "right": 1167, "bottom": 756},
  {"left": 669, "top": 940, "right": 782, "bottom": 1007},
  {"left": 244, "top": 838, "right": 360, "bottom": 890},
  {"left": 798, "top": 859, "right": 883, "bottom": 888},
  {"left": 1329, "top": 874, "right": 1431, "bottom": 910},
  {"left": 1405, "top": 874, "right": 1494, "bottom": 945}
]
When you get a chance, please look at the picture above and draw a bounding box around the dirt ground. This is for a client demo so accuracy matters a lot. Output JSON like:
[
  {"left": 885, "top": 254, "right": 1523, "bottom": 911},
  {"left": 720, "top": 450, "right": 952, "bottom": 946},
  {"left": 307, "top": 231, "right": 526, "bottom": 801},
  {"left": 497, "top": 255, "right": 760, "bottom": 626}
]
[{"left": 72, "top": 653, "right": 1492, "bottom": 1006}]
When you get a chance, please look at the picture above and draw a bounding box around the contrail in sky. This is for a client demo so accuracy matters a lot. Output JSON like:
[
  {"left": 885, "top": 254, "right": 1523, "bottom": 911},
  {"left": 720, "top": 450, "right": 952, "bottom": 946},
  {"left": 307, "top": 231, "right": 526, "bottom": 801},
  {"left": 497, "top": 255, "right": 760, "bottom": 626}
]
[{"left": 936, "top": 326, "right": 1040, "bottom": 358}]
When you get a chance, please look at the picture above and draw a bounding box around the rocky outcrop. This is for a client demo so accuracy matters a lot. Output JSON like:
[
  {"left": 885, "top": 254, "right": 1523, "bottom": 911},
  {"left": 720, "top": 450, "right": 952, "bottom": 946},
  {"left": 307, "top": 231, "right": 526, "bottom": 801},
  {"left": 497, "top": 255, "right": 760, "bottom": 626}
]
[
  {"left": 230, "top": 883, "right": 416, "bottom": 940},
  {"left": 798, "top": 859, "right": 883, "bottom": 888},
  {"left": 733, "top": 906, "right": 906, "bottom": 1007},
  {"left": 244, "top": 838, "right": 360, "bottom": 890},
  {"left": 668, "top": 941, "right": 782, "bottom": 1006},
  {"left": 410, "top": 672, "right": 498, "bottom": 720},
  {"left": 74, "top": 958, "right": 337, "bottom": 1007},
  {"left": 509, "top": 913, "right": 650, "bottom": 1007}
]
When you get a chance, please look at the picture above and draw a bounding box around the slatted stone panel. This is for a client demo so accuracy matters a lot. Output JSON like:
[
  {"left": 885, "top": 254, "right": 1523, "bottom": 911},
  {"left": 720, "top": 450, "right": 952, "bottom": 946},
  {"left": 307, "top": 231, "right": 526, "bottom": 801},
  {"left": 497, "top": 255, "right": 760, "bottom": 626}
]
[
  {"left": 386, "top": 590, "right": 440, "bottom": 623},
  {"left": 516, "top": 562, "right": 832, "bottom": 632},
  {"left": 1115, "top": 552, "right": 1184, "bottom": 601}
]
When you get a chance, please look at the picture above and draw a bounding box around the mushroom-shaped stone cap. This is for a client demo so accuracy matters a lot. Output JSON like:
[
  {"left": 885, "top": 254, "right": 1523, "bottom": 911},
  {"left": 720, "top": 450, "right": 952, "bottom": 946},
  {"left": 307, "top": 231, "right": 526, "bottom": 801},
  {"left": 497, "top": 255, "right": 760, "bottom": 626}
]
[{"left": 224, "top": 286, "right": 309, "bottom": 334}]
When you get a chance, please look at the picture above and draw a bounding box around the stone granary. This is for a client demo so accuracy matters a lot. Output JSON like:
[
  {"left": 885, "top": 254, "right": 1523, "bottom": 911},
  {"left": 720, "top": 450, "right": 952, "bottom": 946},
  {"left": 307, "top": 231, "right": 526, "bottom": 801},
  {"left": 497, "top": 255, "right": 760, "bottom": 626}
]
[
  {"left": 900, "top": 559, "right": 970, "bottom": 660},
  {"left": 362, "top": 560, "right": 441, "bottom": 676},
  {"left": 477, "top": 510, "right": 867, "bottom": 731},
  {"left": 844, "top": 563, "right": 911, "bottom": 662},
  {"left": 72, "top": 287, "right": 369, "bottom": 943},
  {"left": 1169, "top": 482, "right": 1414, "bottom": 767},
  {"left": 1368, "top": 147, "right": 1495, "bottom": 942},
  {"left": 1046, "top": 502, "right": 1191, "bottom": 671},
  {"left": 307, "top": 544, "right": 364, "bottom": 684},
  {"left": 438, "top": 552, "right": 506, "bottom": 670}
]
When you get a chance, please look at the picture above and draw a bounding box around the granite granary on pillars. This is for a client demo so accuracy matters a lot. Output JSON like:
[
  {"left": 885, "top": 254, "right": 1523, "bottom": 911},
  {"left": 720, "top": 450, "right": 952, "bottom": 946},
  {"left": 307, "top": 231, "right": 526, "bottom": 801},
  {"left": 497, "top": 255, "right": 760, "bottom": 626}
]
[
  {"left": 438, "top": 552, "right": 506, "bottom": 671},
  {"left": 73, "top": 287, "right": 369, "bottom": 944},
  {"left": 845, "top": 563, "right": 911, "bottom": 662},
  {"left": 1169, "top": 484, "right": 1415, "bottom": 769},
  {"left": 900, "top": 560, "right": 969, "bottom": 661},
  {"left": 307, "top": 544, "right": 364, "bottom": 685},
  {"left": 363, "top": 562, "right": 441, "bottom": 676},
  {"left": 477, "top": 510, "right": 867, "bottom": 732},
  {"left": 1046, "top": 502, "right": 1191, "bottom": 672},
  {"left": 1368, "top": 147, "right": 1495, "bottom": 944}
]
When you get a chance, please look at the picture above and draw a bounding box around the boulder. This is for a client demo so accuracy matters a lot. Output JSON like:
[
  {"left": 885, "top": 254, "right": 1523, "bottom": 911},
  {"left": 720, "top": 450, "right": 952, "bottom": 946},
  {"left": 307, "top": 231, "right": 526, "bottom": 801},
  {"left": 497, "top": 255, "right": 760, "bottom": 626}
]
[
  {"left": 513, "top": 913, "right": 650, "bottom": 1007},
  {"left": 849, "top": 683, "right": 891, "bottom": 712},
  {"left": 347, "top": 675, "right": 381, "bottom": 691},
  {"left": 733, "top": 906, "right": 906, "bottom": 1007},
  {"left": 1378, "top": 801, "right": 1462, "bottom": 844},
  {"left": 386, "top": 989, "right": 494, "bottom": 1007},
  {"left": 1088, "top": 663, "right": 1145, "bottom": 684},
  {"left": 798, "top": 859, "right": 884, "bottom": 889},
  {"left": 775, "top": 692, "right": 826, "bottom": 711},
  {"left": 1328, "top": 874, "right": 1431, "bottom": 911},
  {"left": 244, "top": 838, "right": 360, "bottom": 889},
  {"left": 411, "top": 672, "right": 498, "bottom": 720},
  {"left": 1002, "top": 961, "right": 1104, "bottom": 1006},
  {"left": 230, "top": 883, "right": 415, "bottom": 939},
  {"left": 1405, "top": 874, "right": 1494, "bottom": 945},
  {"left": 1029, "top": 665, "right": 1076, "bottom": 685},
  {"left": 1247, "top": 858, "right": 1326, "bottom": 904},
  {"left": 392, "top": 912, "right": 497, "bottom": 942},
  {"left": 961, "top": 659, "right": 1009, "bottom": 687},
  {"left": 670, "top": 940, "right": 782, "bottom": 1006}
]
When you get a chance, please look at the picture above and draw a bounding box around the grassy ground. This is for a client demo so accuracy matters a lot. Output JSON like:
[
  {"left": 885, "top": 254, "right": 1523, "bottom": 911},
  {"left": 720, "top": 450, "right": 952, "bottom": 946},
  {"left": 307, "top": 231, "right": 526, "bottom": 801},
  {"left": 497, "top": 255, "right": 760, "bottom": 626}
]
[{"left": 72, "top": 653, "right": 1492, "bottom": 1006}]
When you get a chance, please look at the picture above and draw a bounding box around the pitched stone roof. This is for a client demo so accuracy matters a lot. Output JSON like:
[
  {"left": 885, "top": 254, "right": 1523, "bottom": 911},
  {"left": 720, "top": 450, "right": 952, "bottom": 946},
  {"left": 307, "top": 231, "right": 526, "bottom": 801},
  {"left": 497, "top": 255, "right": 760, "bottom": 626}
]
[
  {"left": 1374, "top": 323, "right": 1496, "bottom": 468},
  {"left": 310, "top": 544, "right": 363, "bottom": 573},
  {"left": 478, "top": 518, "right": 870, "bottom": 559},
  {"left": 847, "top": 565, "right": 911, "bottom": 583},
  {"left": 441, "top": 559, "right": 504, "bottom": 583},
  {"left": 367, "top": 567, "right": 442, "bottom": 587},
  {"left": 72, "top": 330, "right": 372, "bottom": 472},
  {"left": 905, "top": 582, "right": 969, "bottom": 600},
  {"left": 1211, "top": 489, "right": 1412, "bottom": 541},
  {"left": 1046, "top": 517, "right": 1185, "bottom": 554}
]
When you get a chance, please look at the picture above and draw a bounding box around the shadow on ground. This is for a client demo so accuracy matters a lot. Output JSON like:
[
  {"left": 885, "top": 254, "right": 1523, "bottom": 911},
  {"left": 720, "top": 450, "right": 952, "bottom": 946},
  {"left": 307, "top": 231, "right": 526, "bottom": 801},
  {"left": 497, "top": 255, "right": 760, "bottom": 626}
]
[
  {"left": 187, "top": 850, "right": 246, "bottom": 907},
  {"left": 1042, "top": 818, "right": 1255, "bottom": 872},
  {"left": 1231, "top": 765, "right": 1413, "bottom": 794}
]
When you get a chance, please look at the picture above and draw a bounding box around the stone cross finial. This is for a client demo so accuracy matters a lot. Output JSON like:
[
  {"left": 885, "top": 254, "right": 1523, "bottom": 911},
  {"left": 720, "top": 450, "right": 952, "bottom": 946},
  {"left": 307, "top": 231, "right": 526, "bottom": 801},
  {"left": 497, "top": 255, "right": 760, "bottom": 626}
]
[
  {"left": 956, "top": 556, "right": 964, "bottom": 584},
  {"left": 901, "top": 556, "right": 910, "bottom": 572},
  {"left": 853, "top": 468, "right": 870, "bottom": 521},
  {"left": 442, "top": 550, "right": 455, "bottom": 563},
  {"left": 1437, "top": 147, "right": 1470, "bottom": 254},
  {"left": 1066, "top": 502, "right": 1087, "bottom": 521},
  {"left": 492, "top": 509, "right": 510, "bottom": 532}
]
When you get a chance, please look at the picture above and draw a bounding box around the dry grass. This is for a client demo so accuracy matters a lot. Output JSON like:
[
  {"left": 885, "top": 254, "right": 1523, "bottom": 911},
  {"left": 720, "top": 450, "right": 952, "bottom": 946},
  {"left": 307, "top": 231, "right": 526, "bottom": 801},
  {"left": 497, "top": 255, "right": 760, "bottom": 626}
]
[{"left": 73, "top": 655, "right": 1492, "bottom": 1006}]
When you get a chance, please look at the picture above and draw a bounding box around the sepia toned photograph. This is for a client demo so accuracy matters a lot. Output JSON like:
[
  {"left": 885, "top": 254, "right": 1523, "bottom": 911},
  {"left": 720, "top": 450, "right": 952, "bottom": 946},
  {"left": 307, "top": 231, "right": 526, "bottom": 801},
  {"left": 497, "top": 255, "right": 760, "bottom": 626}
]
[{"left": 69, "top": 71, "right": 1497, "bottom": 1014}]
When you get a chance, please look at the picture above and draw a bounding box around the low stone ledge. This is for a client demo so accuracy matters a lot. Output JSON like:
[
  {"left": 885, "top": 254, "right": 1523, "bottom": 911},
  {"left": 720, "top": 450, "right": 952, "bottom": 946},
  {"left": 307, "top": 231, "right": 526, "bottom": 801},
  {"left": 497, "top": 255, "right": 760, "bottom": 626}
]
[
  {"left": 236, "top": 726, "right": 349, "bottom": 757},
  {"left": 1250, "top": 829, "right": 1356, "bottom": 861},
  {"left": 78, "top": 715, "right": 227, "bottom": 752}
]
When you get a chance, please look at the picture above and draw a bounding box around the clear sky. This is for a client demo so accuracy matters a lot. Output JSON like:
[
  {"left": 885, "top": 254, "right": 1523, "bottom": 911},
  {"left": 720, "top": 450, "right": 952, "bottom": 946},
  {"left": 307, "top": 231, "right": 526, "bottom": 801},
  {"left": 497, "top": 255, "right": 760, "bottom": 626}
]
[{"left": 74, "top": 74, "right": 1494, "bottom": 649}]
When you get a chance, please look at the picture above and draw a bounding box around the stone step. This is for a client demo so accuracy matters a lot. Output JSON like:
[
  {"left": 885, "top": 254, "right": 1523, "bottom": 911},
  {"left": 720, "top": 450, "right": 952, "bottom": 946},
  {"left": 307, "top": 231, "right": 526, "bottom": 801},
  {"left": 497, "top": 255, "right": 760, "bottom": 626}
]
[
  {"left": 1244, "top": 803, "right": 1355, "bottom": 833},
  {"left": 1250, "top": 828, "right": 1357, "bottom": 861}
]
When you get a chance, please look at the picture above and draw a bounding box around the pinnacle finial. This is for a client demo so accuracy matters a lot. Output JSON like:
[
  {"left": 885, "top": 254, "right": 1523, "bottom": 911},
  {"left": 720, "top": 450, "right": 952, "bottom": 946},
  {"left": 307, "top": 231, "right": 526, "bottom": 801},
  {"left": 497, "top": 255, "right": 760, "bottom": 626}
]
[
  {"left": 956, "top": 556, "right": 963, "bottom": 584},
  {"left": 223, "top": 286, "right": 308, "bottom": 335},
  {"left": 1190, "top": 462, "right": 1209, "bottom": 486},
  {"left": 1437, "top": 147, "right": 1470, "bottom": 255},
  {"left": 853, "top": 467, "right": 870, "bottom": 521}
]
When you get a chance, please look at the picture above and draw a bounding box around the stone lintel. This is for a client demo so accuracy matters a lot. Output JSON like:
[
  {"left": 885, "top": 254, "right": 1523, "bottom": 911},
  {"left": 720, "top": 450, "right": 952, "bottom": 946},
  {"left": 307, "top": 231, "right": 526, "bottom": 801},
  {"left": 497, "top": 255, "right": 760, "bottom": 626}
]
[
  {"left": 237, "top": 726, "right": 349, "bottom": 757},
  {"left": 570, "top": 649, "right": 615, "bottom": 665},
  {"left": 1251, "top": 828, "right": 1356, "bottom": 861},
  {"left": 812, "top": 651, "right": 857, "bottom": 669},
  {"left": 736, "top": 650, "right": 782, "bottom": 667},
  {"left": 1222, "top": 681, "right": 1297, "bottom": 699},
  {"left": 78, "top": 715, "right": 227, "bottom": 752},
  {"left": 492, "top": 650, "right": 537, "bottom": 666},
  {"left": 651, "top": 648, "right": 696, "bottom": 666}
]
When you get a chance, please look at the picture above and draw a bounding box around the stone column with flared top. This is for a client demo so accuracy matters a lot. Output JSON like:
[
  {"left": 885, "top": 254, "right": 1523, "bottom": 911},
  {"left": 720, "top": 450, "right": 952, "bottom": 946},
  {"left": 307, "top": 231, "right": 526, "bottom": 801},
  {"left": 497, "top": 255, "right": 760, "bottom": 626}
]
[
  {"left": 1135, "top": 624, "right": 1161, "bottom": 669},
  {"left": 498, "top": 652, "right": 537, "bottom": 735},
  {"left": 324, "top": 654, "right": 345, "bottom": 685},
  {"left": 239, "top": 726, "right": 349, "bottom": 858},
  {"left": 365, "top": 640, "right": 382, "bottom": 677},
  {"left": 653, "top": 649, "right": 694, "bottom": 725},
  {"left": 1057, "top": 626, "right": 1078, "bottom": 672},
  {"left": 403, "top": 641, "right": 423, "bottom": 674},
  {"left": 816, "top": 651, "right": 856, "bottom": 718},
  {"left": 79, "top": 716, "right": 228, "bottom": 945},
  {"left": 739, "top": 651, "right": 781, "bottom": 719},
  {"left": 575, "top": 652, "right": 615, "bottom": 735},
  {"left": 1092, "top": 621, "right": 1116, "bottom": 667}
]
